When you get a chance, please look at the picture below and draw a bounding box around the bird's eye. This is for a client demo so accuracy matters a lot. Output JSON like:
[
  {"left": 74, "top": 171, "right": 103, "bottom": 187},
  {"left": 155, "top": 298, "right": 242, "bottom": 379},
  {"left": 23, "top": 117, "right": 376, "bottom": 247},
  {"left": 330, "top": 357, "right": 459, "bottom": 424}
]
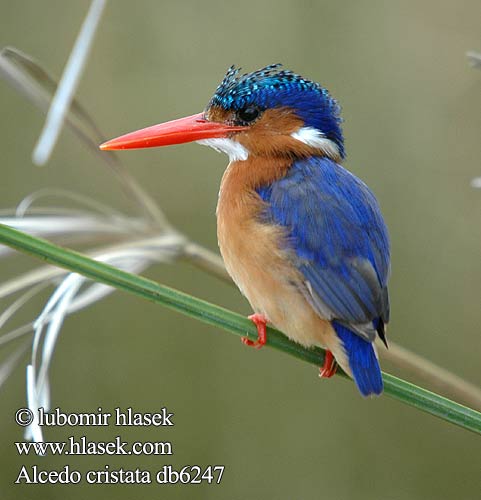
[{"left": 237, "top": 105, "right": 261, "bottom": 124}]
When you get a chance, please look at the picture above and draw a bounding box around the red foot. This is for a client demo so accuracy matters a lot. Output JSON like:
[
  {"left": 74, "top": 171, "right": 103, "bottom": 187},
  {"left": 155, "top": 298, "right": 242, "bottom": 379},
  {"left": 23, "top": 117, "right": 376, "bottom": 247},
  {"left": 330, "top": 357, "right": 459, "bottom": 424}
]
[
  {"left": 319, "top": 350, "right": 337, "bottom": 378},
  {"left": 242, "top": 313, "right": 267, "bottom": 349}
]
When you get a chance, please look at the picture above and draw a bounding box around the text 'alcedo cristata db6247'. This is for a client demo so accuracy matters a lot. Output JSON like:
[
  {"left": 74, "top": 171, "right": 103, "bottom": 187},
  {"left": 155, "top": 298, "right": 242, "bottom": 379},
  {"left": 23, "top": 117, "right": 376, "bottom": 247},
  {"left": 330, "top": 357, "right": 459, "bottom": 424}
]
[{"left": 101, "top": 64, "right": 391, "bottom": 397}]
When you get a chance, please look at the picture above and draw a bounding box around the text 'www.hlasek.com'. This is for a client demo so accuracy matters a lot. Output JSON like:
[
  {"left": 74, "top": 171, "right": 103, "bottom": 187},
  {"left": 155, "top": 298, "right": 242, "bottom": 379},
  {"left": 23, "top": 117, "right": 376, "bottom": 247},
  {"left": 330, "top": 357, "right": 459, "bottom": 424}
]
[{"left": 13, "top": 406, "right": 225, "bottom": 485}]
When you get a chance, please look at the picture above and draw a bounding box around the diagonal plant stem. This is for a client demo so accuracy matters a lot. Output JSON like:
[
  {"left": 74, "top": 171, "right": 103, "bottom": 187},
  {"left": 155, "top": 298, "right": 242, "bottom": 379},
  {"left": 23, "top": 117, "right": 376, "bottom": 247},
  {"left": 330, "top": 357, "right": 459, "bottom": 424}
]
[
  {"left": 32, "top": 0, "right": 106, "bottom": 165},
  {"left": 0, "top": 224, "right": 480, "bottom": 435},
  {"left": 0, "top": 47, "right": 168, "bottom": 228},
  {"left": 381, "top": 343, "right": 481, "bottom": 412}
]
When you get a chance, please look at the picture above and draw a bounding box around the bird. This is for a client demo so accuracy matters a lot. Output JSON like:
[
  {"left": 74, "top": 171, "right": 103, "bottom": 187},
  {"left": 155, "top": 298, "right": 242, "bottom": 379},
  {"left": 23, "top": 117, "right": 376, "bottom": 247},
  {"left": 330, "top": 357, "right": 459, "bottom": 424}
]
[{"left": 100, "top": 64, "right": 390, "bottom": 397}]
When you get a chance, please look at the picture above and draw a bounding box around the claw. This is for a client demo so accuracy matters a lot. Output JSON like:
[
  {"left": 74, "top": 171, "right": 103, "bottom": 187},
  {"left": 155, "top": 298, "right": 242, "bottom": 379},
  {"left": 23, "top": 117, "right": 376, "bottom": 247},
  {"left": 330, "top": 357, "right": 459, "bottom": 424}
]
[
  {"left": 319, "top": 350, "right": 337, "bottom": 378},
  {"left": 242, "top": 313, "right": 268, "bottom": 349}
]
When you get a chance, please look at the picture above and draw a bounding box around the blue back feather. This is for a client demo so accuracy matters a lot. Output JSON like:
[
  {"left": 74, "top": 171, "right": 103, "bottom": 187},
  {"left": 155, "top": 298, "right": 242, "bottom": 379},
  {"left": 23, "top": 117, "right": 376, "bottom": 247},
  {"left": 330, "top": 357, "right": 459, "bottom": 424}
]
[
  {"left": 209, "top": 64, "right": 345, "bottom": 158},
  {"left": 257, "top": 157, "right": 390, "bottom": 333},
  {"left": 257, "top": 157, "right": 389, "bottom": 395}
]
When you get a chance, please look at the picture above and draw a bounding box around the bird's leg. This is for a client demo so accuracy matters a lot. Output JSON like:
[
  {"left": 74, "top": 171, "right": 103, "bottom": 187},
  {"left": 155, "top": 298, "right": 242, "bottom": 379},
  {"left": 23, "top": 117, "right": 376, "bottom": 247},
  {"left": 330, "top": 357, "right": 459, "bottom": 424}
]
[
  {"left": 319, "top": 350, "right": 337, "bottom": 378},
  {"left": 242, "top": 313, "right": 268, "bottom": 349}
]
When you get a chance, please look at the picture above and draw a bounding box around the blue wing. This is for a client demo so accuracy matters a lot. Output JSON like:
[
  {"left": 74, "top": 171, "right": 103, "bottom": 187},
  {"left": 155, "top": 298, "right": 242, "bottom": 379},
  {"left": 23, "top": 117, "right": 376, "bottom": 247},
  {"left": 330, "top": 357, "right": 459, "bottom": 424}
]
[{"left": 257, "top": 157, "right": 390, "bottom": 342}]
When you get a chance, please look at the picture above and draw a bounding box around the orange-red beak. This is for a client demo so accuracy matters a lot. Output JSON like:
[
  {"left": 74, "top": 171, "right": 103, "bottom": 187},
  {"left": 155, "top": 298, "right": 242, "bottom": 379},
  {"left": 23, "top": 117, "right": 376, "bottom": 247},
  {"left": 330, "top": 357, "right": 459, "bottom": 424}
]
[{"left": 100, "top": 112, "right": 247, "bottom": 151}]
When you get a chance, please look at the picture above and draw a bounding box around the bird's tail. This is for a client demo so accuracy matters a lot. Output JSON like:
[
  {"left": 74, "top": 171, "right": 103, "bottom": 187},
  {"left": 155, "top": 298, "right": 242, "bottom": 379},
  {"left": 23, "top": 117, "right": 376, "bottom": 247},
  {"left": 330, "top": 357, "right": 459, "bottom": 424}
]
[{"left": 332, "top": 321, "right": 383, "bottom": 396}]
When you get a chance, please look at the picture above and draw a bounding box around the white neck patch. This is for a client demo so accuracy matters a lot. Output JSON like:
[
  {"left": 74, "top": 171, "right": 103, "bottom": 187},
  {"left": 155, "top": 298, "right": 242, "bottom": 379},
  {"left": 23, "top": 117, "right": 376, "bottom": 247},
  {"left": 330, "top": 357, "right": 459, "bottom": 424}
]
[
  {"left": 291, "top": 127, "right": 340, "bottom": 159},
  {"left": 197, "top": 138, "right": 249, "bottom": 162}
]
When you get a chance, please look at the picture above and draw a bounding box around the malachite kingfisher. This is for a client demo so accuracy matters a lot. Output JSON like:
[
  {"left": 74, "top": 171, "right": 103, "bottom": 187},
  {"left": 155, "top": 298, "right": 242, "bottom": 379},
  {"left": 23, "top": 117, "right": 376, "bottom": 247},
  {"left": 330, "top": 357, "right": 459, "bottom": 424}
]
[{"left": 100, "top": 64, "right": 390, "bottom": 397}]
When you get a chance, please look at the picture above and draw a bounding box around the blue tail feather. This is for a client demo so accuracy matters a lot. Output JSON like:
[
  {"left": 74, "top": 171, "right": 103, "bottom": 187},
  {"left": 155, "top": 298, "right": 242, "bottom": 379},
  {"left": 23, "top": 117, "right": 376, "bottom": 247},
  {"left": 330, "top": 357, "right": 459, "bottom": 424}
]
[{"left": 332, "top": 321, "right": 383, "bottom": 396}]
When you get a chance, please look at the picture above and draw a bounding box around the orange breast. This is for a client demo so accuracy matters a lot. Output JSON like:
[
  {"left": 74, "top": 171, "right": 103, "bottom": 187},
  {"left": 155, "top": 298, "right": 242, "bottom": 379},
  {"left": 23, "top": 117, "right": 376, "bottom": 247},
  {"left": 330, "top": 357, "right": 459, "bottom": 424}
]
[{"left": 216, "top": 158, "right": 338, "bottom": 352}]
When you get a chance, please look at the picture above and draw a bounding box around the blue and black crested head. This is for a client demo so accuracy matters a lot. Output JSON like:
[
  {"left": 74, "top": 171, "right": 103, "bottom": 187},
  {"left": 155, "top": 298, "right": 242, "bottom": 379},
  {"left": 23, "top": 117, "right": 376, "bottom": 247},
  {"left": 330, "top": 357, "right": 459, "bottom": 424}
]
[
  {"left": 100, "top": 64, "right": 344, "bottom": 162},
  {"left": 204, "top": 64, "right": 345, "bottom": 160}
]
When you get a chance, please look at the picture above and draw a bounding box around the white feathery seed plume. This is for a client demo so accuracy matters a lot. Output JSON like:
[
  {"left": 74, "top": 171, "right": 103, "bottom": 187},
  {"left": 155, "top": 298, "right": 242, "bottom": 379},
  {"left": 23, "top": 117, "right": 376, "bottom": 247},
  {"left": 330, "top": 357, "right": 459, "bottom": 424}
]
[{"left": 0, "top": 189, "right": 186, "bottom": 442}]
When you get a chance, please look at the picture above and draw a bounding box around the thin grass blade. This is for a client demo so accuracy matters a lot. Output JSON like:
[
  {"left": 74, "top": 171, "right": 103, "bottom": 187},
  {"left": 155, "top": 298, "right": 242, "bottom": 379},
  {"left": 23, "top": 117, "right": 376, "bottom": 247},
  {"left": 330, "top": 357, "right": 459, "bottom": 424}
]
[{"left": 32, "top": 0, "right": 107, "bottom": 165}]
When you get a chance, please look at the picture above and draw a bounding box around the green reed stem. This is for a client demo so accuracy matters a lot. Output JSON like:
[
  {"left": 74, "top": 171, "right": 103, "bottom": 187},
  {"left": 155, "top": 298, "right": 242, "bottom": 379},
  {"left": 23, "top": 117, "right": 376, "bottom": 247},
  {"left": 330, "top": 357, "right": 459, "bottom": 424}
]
[{"left": 0, "top": 223, "right": 480, "bottom": 435}]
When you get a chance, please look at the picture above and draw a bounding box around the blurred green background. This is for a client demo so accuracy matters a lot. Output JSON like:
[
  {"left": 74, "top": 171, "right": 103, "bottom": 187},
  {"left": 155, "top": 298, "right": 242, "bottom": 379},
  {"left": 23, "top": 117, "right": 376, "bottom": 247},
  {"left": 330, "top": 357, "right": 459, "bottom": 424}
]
[{"left": 1, "top": 1, "right": 481, "bottom": 499}]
